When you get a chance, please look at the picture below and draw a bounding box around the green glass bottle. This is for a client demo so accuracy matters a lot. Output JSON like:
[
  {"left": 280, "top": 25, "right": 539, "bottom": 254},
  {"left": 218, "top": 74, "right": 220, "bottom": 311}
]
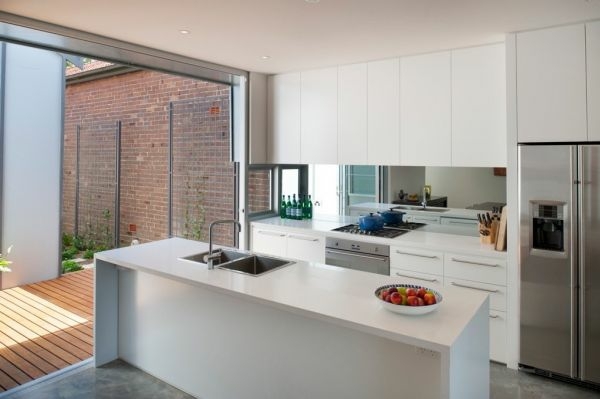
[
  {"left": 286, "top": 195, "right": 292, "bottom": 218},
  {"left": 302, "top": 195, "right": 308, "bottom": 219},
  {"left": 280, "top": 195, "right": 287, "bottom": 219},
  {"left": 292, "top": 194, "right": 298, "bottom": 220},
  {"left": 307, "top": 195, "right": 313, "bottom": 219}
]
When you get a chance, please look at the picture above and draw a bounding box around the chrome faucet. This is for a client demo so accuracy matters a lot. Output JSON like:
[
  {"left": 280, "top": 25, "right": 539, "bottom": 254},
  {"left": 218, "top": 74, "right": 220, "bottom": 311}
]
[
  {"left": 206, "top": 219, "right": 242, "bottom": 270},
  {"left": 421, "top": 186, "right": 428, "bottom": 210}
]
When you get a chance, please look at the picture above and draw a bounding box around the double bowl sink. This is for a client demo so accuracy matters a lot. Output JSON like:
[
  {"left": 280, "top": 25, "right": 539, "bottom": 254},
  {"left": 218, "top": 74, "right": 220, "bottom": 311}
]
[{"left": 180, "top": 249, "right": 294, "bottom": 276}]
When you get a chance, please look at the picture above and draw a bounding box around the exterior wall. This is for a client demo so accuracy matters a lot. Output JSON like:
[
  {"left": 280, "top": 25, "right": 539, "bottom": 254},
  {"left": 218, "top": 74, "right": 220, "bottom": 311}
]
[
  {"left": 248, "top": 169, "right": 271, "bottom": 213},
  {"left": 63, "top": 66, "right": 235, "bottom": 246}
]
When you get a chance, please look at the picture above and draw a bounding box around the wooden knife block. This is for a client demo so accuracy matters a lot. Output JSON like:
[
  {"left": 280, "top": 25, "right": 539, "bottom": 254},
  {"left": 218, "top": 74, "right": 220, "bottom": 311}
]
[{"left": 479, "top": 222, "right": 498, "bottom": 244}]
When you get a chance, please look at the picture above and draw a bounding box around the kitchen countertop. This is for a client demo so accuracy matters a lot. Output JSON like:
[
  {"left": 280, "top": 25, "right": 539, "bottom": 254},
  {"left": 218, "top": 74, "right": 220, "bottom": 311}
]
[
  {"left": 349, "top": 201, "right": 483, "bottom": 219},
  {"left": 252, "top": 215, "right": 506, "bottom": 259},
  {"left": 96, "top": 237, "right": 489, "bottom": 351}
]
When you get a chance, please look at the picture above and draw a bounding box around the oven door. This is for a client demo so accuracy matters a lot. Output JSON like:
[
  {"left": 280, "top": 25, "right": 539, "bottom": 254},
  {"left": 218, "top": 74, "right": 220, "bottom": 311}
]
[{"left": 325, "top": 248, "right": 390, "bottom": 275}]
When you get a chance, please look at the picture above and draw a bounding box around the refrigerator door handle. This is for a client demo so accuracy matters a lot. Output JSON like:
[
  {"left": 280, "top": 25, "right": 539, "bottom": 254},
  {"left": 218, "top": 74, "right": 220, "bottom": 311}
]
[
  {"left": 571, "top": 146, "right": 580, "bottom": 379},
  {"left": 578, "top": 146, "right": 586, "bottom": 381}
]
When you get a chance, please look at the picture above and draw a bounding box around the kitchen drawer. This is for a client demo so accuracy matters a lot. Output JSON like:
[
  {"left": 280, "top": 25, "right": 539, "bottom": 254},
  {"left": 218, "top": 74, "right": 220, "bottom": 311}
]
[
  {"left": 405, "top": 214, "right": 441, "bottom": 224},
  {"left": 444, "top": 252, "right": 506, "bottom": 285},
  {"left": 251, "top": 227, "right": 287, "bottom": 257},
  {"left": 390, "top": 245, "right": 444, "bottom": 275},
  {"left": 440, "top": 217, "right": 478, "bottom": 227},
  {"left": 287, "top": 233, "right": 325, "bottom": 263},
  {"left": 489, "top": 310, "right": 507, "bottom": 363},
  {"left": 444, "top": 277, "right": 506, "bottom": 311},
  {"left": 390, "top": 267, "right": 443, "bottom": 289}
]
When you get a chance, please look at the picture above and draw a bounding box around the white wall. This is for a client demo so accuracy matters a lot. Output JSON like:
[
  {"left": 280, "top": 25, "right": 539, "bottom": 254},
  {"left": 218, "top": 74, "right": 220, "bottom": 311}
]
[
  {"left": 1, "top": 43, "right": 63, "bottom": 288},
  {"left": 425, "top": 167, "right": 506, "bottom": 208}
]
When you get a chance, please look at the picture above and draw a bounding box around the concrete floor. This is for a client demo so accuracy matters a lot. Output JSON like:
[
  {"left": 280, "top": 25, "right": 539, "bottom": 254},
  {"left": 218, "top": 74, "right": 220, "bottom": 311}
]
[{"left": 3, "top": 360, "right": 599, "bottom": 399}]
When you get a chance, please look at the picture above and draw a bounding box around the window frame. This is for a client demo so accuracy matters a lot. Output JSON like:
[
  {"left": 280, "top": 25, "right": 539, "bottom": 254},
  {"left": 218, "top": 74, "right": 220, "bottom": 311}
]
[{"left": 247, "top": 164, "right": 277, "bottom": 220}]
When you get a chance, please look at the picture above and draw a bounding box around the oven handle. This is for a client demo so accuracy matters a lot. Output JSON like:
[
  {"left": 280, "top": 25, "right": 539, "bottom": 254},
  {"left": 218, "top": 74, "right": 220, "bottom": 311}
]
[{"left": 325, "top": 249, "right": 388, "bottom": 262}]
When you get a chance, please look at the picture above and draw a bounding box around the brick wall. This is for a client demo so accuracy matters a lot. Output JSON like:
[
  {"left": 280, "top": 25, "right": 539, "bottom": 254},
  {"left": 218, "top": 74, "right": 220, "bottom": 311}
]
[
  {"left": 248, "top": 169, "right": 271, "bottom": 213},
  {"left": 63, "top": 65, "right": 235, "bottom": 247}
]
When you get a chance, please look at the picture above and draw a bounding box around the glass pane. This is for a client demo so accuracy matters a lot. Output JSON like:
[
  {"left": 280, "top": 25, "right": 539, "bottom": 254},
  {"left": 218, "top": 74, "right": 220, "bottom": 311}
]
[
  {"left": 347, "top": 165, "right": 376, "bottom": 195},
  {"left": 281, "top": 168, "right": 299, "bottom": 197},
  {"left": 308, "top": 165, "right": 340, "bottom": 216},
  {"left": 248, "top": 169, "right": 272, "bottom": 213}
]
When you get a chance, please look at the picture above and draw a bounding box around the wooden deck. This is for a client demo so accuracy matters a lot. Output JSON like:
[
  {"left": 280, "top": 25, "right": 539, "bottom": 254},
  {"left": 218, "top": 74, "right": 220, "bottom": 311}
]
[{"left": 0, "top": 269, "right": 93, "bottom": 391}]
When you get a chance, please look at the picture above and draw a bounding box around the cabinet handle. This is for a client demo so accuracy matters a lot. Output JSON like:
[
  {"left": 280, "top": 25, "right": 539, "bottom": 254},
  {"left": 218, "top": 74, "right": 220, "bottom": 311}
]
[
  {"left": 257, "top": 230, "right": 285, "bottom": 237},
  {"left": 450, "top": 282, "right": 499, "bottom": 293},
  {"left": 450, "top": 257, "right": 501, "bottom": 267},
  {"left": 288, "top": 235, "right": 319, "bottom": 242},
  {"left": 394, "top": 272, "right": 438, "bottom": 283},
  {"left": 446, "top": 220, "right": 476, "bottom": 225},
  {"left": 489, "top": 314, "right": 501, "bottom": 319},
  {"left": 395, "top": 250, "right": 438, "bottom": 259}
]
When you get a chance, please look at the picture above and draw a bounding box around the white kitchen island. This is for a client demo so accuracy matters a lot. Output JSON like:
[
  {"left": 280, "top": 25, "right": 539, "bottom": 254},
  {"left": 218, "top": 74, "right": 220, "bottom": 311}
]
[{"left": 95, "top": 238, "right": 489, "bottom": 399}]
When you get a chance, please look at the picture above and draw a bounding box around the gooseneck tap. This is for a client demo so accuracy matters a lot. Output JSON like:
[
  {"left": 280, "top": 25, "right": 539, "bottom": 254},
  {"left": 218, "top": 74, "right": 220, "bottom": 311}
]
[
  {"left": 421, "top": 186, "right": 428, "bottom": 210},
  {"left": 207, "top": 219, "right": 242, "bottom": 270}
]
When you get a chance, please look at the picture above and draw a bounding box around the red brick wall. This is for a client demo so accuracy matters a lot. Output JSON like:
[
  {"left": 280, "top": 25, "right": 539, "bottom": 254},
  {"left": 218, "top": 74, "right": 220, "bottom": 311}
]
[
  {"left": 63, "top": 67, "right": 235, "bottom": 247},
  {"left": 248, "top": 169, "right": 271, "bottom": 213}
]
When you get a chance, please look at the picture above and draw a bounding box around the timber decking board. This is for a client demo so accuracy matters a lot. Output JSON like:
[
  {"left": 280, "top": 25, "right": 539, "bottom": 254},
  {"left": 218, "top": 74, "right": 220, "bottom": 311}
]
[{"left": 0, "top": 269, "right": 93, "bottom": 392}]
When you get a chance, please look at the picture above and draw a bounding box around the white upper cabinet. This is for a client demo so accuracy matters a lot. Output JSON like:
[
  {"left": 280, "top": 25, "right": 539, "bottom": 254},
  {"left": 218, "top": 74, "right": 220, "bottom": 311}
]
[
  {"left": 268, "top": 72, "right": 301, "bottom": 164},
  {"left": 338, "top": 63, "right": 368, "bottom": 165},
  {"left": 587, "top": 21, "right": 600, "bottom": 142},
  {"left": 367, "top": 58, "right": 400, "bottom": 165},
  {"left": 300, "top": 67, "right": 338, "bottom": 164},
  {"left": 516, "top": 24, "right": 587, "bottom": 143},
  {"left": 400, "top": 52, "right": 452, "bottom": 166},
  {"left": 452, "top": 44, "right": 506, "bottom": 167}
]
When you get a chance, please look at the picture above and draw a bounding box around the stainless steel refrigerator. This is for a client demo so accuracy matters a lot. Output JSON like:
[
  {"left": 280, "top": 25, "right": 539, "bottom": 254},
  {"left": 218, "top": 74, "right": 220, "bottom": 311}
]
[{"left": 519, "top": 144, "right": 600, "bottom": 386}]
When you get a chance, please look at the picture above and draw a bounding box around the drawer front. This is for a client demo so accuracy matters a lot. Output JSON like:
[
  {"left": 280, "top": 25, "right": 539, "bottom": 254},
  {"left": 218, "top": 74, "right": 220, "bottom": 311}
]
[
  {"left": 251, "top": 227, "right": 287, "bottom": 257},
  {"left": 444, "top": 277, "right": 506, "bottom": 311},
  {"left": 287, "top": 233, "right": 325, "bottom": 263},
  {"left": 390, "top": 246, "right": 444, "bottom": 275},
  {"left": 440, "top": 217, "right": 478, "bottom": 227},
  {"left": 390, "top": 267, "right": 443, "bottom": 289},
  {"left": 408, "top": 214, "right": 441, "bottom": 224},
  {"left": 489, "top": 310, "right": 507, "bottom": 363},
  {"left": 444, "top": 253, "right": 506, "bottom": 285}
]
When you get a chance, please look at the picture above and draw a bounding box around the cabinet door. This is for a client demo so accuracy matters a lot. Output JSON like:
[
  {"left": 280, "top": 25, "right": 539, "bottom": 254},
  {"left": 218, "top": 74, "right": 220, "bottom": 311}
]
[
  {"left": 452, "top": 44, "right": 506, "bottom": 167},
  {"left": 367, "top": 58, "right": 400, "bottom": 165},
  {"left": 400, "top": 52, "right": 451, "bottom": 166},
  {"left": 301, "top": 67, "right": 338, "bottom": 164},
  {"left": 489, "top": 310, "right": 507, "bottom": 363},
  {"left": 516, "top": 24, "right": 587, "bottom": 142},
  {"left": 390, "top": 246, "right": 444, "bottom": 275},
  {"left": 587, "top": 21, "right": 600, "bottom": 141},
  {"left": 338, "top": 63, "right": 368, "bottom": 164},
  {"left": 445, "top": 252, "right": 507, "bottom": 285},
  {"left": 268, "top": 73, "right": 301, "bottom": 163},
  {"left": 287, "top": 233, "right": 325, "bottom": 263},
  {"left": 440, "top": 217, "right": 478, "bottom": 227},
  {"left": 409, "top": 214, "right": 441, "bottom": 224},
  {"left": 251, "top": 227, "right": 287, "bottom": 257}
]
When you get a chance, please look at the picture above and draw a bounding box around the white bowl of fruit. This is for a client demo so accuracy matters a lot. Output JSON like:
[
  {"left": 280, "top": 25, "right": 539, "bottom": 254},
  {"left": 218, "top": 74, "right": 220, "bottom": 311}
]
[{"left": 375, "top": 284, "right": 442, "bottom": 315}]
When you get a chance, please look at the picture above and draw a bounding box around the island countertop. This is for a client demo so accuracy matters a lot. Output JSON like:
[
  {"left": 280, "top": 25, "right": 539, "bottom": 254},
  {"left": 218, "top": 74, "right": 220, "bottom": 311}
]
[{"left": 96, "top": 237, "right": 489, "bottom": 352}]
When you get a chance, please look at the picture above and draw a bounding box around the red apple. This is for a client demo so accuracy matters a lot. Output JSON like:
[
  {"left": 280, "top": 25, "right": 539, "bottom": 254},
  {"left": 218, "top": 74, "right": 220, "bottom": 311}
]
[
  {"left": 416, "top": 297, "right": 425, "bottom": 306},
  {"left": 423, "top": 293, "right": 437, "bottom": 305},
  {"left": 406, "top": 295, "right": 419, "bottom": 306},
  {"left": 406, "top": 288, "right": 418, "bottom": 297},
  {"left": 384, "top": 294, "right": 392, "bottom": 303},
  {"left": 390, "top": 292, "right": 402, "bottom": 305},
  {"left": 417, "top": 288, "right": 427, "bottom": 299}
]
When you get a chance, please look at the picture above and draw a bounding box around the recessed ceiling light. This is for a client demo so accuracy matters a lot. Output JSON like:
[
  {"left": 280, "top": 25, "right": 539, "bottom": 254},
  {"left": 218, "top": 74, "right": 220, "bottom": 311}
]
[
  {"left": 179, "top": 29, "right": 190, "bottom": 34},
  {"left": 261, "top": 55, "right": 271, "bottom": 60}
]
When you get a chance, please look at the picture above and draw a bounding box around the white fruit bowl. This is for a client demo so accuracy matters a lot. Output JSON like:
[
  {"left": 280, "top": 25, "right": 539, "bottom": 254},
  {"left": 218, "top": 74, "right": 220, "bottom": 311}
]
[{"left": 374, "top": 284, "right": 443, "bottom": 315}]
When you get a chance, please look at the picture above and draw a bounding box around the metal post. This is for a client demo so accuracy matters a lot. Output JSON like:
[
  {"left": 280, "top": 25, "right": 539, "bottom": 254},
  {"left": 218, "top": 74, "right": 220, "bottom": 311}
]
[
  {"left": 0, "top": 43, "right": 6, "bottom": 258},
  {"left": 168, "top": 102, "right": 173, "bottom": 237},
  {"left": 114, "top": 121, "right": 121, "bottom": 248},
  {"left": 74, "top": 124, "right": 80, "bottom": 236}
]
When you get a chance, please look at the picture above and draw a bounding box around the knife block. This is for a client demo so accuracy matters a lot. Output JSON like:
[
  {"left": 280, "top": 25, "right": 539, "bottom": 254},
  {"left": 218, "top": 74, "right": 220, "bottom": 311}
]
[{"left": 479, "top": 223, "right": 496, "bottom": 244}]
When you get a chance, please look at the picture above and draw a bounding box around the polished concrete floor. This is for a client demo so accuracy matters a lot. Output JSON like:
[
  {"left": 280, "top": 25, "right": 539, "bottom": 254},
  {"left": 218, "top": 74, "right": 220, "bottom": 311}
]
[{"left": 3, "top": 360, "right": 599, "bottom": 398}]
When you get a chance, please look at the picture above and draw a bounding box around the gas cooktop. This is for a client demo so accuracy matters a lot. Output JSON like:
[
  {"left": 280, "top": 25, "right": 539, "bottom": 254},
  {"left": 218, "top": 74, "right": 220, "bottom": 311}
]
[{"left": 331, "top": 222, "right": 425, "bottom": 239}]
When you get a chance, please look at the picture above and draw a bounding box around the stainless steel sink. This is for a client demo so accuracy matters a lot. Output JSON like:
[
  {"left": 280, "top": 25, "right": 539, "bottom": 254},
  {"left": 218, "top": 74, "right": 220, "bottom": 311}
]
[
  {"left": 179, "top": 249, "right": 294, "bottom": 276},
  {"left": 218, "top": 255, "right": 293, "bottom": 276},
  {"left": 180, "top": 249, "right": 248, "bottom": 266}
]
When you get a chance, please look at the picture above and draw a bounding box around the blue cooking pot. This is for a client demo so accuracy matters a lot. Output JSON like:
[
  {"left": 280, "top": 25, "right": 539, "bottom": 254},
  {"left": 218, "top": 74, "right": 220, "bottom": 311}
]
[
  {"left": 358, "top": 213, "right": 384, "bottom": 231},
  {"left": 378, "top": 209, "right": 405, "bottom": 224}
]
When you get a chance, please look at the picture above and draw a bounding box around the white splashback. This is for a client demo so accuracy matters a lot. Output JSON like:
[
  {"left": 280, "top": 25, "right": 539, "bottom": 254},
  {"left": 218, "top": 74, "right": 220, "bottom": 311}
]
[{"left": 1, "top": 43, "right": 63, "bottom": 288}]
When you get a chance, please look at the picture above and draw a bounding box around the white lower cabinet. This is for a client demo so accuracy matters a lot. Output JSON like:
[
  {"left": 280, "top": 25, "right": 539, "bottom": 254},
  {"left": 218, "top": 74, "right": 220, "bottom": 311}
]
[
  {"left": 404, "top": 214, "right": 441, "bottom": 224},
  {"left": 390, "top": 245, "right": 444, "bottom": 275},
  {"left": 440, "top": 217, "right": 478, "bottom": 227},
  {"left": 251, "top": 228, "right": 287, "bottom": 257},
  {"left": 444, "top": 277, "right": 506, "bottom": 312},
  {"left": 251, "top": 226, "right": 325, "bottom": 263},
  {"left": 390, "top": 267, "right": 443, "bottom": 289},
  {"left": 489, "top": 310, "right": 507, "bottom": 364},
  {"left": 286, "top": 233, "right": 325, "bottom": 263}
]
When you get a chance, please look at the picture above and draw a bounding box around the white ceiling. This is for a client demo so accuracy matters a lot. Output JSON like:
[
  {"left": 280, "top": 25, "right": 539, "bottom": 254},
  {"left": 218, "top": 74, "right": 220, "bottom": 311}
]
[{"left": 3, "top": 0, "right": 600, "bottom": 74}]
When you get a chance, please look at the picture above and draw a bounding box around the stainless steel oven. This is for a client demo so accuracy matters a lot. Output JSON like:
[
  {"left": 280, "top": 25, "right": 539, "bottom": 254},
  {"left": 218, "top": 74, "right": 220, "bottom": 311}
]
[{"left": 325, "top": 237, "right": 389, "bottom": 275}]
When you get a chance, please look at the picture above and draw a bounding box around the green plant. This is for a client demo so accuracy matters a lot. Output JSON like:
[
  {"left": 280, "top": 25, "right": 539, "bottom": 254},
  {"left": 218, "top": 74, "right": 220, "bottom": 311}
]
[
  {"left": 61, "top": 246, "right": 79, "bottom": 261},
  {"left": 62, "top": 259, "right": 83, "bottom": 274},
  {"left": 0, "top": 246, "right": 13, "bottom": 273},
  {"left": 73, "top": 235, "right": 88, "bottom": 251},
  {"left": 62, "top": 233, "right": 74, "bottom": 248},
  {"left": 83, "top": 249, "right": 95, "bottom": 260},
  {"left": 182, "top": 178, "right": 206, "bottom": 241}
]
